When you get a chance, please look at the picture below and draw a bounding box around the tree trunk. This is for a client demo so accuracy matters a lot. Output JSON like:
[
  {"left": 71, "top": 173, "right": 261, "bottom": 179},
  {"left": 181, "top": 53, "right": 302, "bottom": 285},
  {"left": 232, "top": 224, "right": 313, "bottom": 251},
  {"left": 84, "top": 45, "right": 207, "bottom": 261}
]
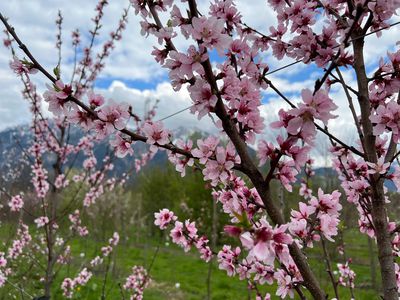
[{"left": 352, "top": 36, "right": 398, "bottom": 299}]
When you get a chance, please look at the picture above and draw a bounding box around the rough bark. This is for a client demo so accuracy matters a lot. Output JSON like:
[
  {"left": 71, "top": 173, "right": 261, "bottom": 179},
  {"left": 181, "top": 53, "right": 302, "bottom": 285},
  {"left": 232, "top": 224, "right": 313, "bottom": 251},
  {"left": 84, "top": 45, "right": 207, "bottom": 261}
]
[{"left": 352, "top": 35, "right": 398, "bottom": 299}]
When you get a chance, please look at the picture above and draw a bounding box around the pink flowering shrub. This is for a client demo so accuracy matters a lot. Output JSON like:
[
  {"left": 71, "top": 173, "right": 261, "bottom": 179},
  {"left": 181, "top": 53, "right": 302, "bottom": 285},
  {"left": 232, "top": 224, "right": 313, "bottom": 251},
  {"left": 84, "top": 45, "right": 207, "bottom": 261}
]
[
  {"left": 0, "top": 3, "right": 153, "bottom": 298},
  {"left": 123, "top": 266, "right": 150, "bottom": 300}
]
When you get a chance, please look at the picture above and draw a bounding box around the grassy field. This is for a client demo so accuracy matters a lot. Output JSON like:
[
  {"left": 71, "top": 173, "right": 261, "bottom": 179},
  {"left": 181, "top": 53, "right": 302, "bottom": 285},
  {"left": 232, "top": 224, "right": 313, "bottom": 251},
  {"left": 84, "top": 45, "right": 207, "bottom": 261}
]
[{"left": 0, "top": 225, "right": 384, "bottom": 299}]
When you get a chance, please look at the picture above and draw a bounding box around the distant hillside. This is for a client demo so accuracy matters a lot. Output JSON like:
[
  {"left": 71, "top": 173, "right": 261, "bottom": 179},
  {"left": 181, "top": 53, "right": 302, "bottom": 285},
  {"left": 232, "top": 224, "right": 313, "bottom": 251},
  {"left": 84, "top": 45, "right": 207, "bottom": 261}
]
[
  {"left": 1, "top": 124, "right": 396, "bottom": 192},
  {"left": 0, "top": 124, "right": 209, "bottom": 186}
]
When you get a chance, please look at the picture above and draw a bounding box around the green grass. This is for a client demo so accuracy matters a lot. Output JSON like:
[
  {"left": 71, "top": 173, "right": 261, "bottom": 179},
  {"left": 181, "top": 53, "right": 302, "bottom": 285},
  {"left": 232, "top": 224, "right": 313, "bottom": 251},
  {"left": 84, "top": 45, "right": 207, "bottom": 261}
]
[
  {"left": 0, "top": 225, "right": 386, "bottom": 299},
  {"left": 58, "top": 238, "right": 272, "bottom": 300}
]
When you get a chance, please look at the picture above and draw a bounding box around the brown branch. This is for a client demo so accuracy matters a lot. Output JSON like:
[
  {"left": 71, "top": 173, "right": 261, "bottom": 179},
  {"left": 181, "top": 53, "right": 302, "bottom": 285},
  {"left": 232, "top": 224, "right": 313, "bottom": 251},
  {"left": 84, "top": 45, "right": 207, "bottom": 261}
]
[
  {"left": 264, "top": 77, "right": 365, "bottom": 158},
  {"left": 334, "top": 66, "right": 366, "bottom": 153},
  {"left": 351, "top": 12, "right": 398, "bottom": 298},
  {"left": 320, "top": 235, "right": 340, "bottom": 300}
]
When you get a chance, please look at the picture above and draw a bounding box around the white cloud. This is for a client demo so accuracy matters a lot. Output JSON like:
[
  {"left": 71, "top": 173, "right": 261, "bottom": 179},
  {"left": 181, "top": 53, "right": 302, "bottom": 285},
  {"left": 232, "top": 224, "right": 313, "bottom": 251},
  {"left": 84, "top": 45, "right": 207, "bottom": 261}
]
[
  {"left": 0, "top": 0, "right": 398, "bottom": 166},
  {"left": 97, "top": 80, "right": 217, "bottom": 132},
  {"left": 0, "top": 0, "right": 276, "bottom": 131}
]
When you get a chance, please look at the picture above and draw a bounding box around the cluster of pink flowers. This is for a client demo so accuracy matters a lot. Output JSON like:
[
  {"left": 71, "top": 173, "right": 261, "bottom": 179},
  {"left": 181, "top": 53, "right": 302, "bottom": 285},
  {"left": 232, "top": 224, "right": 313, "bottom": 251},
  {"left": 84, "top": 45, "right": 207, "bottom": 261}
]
[
  {"left": 213, "top": 173, "right": 263, "bottom": 223},
  {"left": 154, "top": 209, "right": 213, "bottom": 262},
  {"left": 61, "top": 232, "right": 119, "bottom": 298},
  {"left": 240, "top": 217, "right": 293, "bottom": 265},
  {"left": 8, "top": 194, "right": 24, "bottom": 212},
  {"left": 7, "top": 224, "right": 32, "bottom": 260},
  {"left": 110, "top": 133, "right": 134, "bottom": 158},
  {"left": 131, "top": 0, "right": 271, "bottom": 141},
  {"left": 154, "top": 208, "right": 306, "bottom": 299},
  {"left": 97, "top": 101, "right": 130, "bottom": 134},
  {"left": 83, "top": 182, "right": 104, "bottom": 207},
  {"left": 43, "top": 80, "right": 73, "bottom": 115},
  {"left": 167, "top": 139, "right": 194, "bottom": 177},
  {"left": 69, "top": 210, "right": 89, "bottom": 237},
  {"left": 61, "top": 268, "right": 92, "bottom": 298},
  {"left": 370, "top": 51, "right": 400, "bottom": 140},
  {"left": 101, "top": 232, "right": 120, "bottom": 256},
  {"left": 222, "top": 70, "right": 265, "bottom": 144},
  {"left": 216, "top": 239, "right": 302, "bottom": 299},
  {"left": 217, "top": 245, "right": 241, "bottom": 276},
  {"left": 337, "top": 260, "right": 356, "bottom": 289},
  {"left": 31, "top": 161, "right": 49, "bottom": 199},
  {"left": 0, "top": 224, "right": 32, "bottom": 287},
  {"left": 192, "top": 140, "right": 240, "bottom": 186},
  {"left": 1, "top": 3, "right": 158, "bottom": 298},
  {"left": 123, "top": 265, "right": 149, "bottom": 300},
  {"left": 0, "top": 252, "right": 9, "bottom": 287},
  {"left": 9, "top": 57, "right": 37, "bottom": 75},
  {"left": 330, "top": 146, "right": 398, "bottom": 240},
  {"left": 54, "top": 174, "right": 70, "bottom": 189},
  {"left": 272, "top": 89, "right": 337, "bottom": 144},
  {"left": 289, "top": 189, "right": 342, "bottom": 245},
  {"left": 34, "top": 216, "right": 50, "bottom": 228},
  {"left": 154, "top": 208, "right": 177, "bottom": 229},
  {"left": 142, "top": 121, "right": 170, "bottom": 151},
  {"left": 257, "top": 135, "right": 310, "bottom": 191}
]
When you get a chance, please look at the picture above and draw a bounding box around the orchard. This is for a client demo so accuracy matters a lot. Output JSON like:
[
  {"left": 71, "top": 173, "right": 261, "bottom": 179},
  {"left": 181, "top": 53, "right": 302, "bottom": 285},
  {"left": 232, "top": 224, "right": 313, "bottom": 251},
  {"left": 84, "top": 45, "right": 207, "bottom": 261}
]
[{"left": 0, "top": 0, "right": 399, "bottom": 299}]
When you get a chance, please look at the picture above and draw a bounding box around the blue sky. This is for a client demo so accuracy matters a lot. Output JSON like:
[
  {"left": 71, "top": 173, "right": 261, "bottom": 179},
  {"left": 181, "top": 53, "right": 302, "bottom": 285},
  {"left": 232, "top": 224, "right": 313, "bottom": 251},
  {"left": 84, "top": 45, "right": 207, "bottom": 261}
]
[{"left": 0, "top": 0, "right": 398, "bottom": 165}]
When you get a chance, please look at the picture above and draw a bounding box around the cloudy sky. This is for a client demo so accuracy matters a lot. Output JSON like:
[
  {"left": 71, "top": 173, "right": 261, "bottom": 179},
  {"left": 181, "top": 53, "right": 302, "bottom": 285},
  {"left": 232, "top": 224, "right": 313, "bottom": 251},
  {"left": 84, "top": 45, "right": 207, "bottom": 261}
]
[{"left": 0, "top": 0, "right": 399, "bottom": 166}]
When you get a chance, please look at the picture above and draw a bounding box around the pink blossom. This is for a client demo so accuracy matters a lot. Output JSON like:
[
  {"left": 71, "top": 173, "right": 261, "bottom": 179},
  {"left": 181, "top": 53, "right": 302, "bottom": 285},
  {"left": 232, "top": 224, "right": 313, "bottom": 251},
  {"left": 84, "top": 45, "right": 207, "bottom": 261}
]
[
  {"left": 194, "top": 236, "right": 213, "bottom": 262},
  {"left": 366, "top": 157, "right": 390, "bottom": 175},
  {"left": 319, "top": 214, "right": 339, "bottom": 242},
  {"left": 168, "top": 139, "right": 194, "bottom": 177},
  {"left": 123, "top": 265, "right": 149, "bottom": 300},
  {"left": 276, "top": 161, "right": 298, "bottom": 192},
  {"left": 277, "top": 89, "right": 337, "bottom": 144},
  {"left": 185, "top": 220, "right": 198, "bottom": 239},
  {"left": 170, "top": 221, "right": 188, "bottom": 250},
  {"left": 274, "top": 269, "right": 295, "bottom": 299},
  {"left": 240, "top": 217, "right": 292, "bottom": 265},
  {"left": 142, "top": 121, "right": 170, "bottom": 149},
  {"left": 192, "top": 136, "right": 219, "bottom": 164},
  {"left": 55, "top": 174, "right": 69, "bottom": 189},
  {"left": 188, "top": 78, "right": 218, "bottom": 119},
  {"left": 10, "top": 57, "right": 37, "bottom": 75},
  {"left": 257, "top": 140, "right": 275, "bottom": 166},
  {"left": 217, "top": 245, "right": 241, "bottom": 276},
  {"left": 190, "top": 16, "right": 231, "bottom": 53},
  {"left": 61, "top": 278, "right": 75, "bottom": 298},
  {"left": 154, "top": 208, "right": 177, "bottom": 229},
  {"left": 337, "top": 260, "right": 356, "bottom": 288},
  {"left": 34, "top": 216, "right": 49, "bottom": 228},
  {"left": 291, "top": 202, "right": 316, "bottom": 221},
  {"left": 210, "top": 0, "right": 242, "bottom": 27},
  {"left": 109, "top": 232, "right": 120, "bottom": 246},
  {"left": 97, "top": 101, "right": 130, "bottom": 133},
  {"left": 299, "top": 183, "right": 312, "bottom": 199},
  {"left": 202, "top": 145, "right": 237, "bottom": 186},
  {"left": 309, "top": 189, "right": 342, "bottom": 217},
  {"left": 87, "top": 91, "right": 105, "bottom": 107},
  {"left": 154, "top": 27, "right": 177, "bottom": 45},
  {"left": 251, "top": 262, "right": 274, "bottom": 285},
  {"left": 110, "top": 134, "right": 134, "bottom": 158},
  {"left": 8, "top": 194, "right": 24, "bottom": 212},
  {"left": 43, "top": 80, "right": 73, "bottom": 115},
  {"left": 288, "top": 219, "right": 308, "bottom": 240}
]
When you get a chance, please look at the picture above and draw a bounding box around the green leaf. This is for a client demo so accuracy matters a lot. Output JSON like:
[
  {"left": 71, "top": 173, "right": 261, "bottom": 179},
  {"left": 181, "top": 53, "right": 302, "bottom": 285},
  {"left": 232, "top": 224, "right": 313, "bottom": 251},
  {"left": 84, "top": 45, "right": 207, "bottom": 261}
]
[{"left": 53, "top": 65, "right": 60, "bottom": 79}]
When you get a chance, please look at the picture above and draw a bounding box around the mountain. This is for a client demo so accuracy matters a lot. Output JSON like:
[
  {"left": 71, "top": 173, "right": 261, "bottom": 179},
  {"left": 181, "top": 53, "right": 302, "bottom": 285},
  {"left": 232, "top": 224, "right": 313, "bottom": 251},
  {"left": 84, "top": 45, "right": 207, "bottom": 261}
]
[
  {"left": 0, "top": 124, "right": 209, "bottom": 186},
  {"left": 1, "top": 124, "right": 396, "bottom": 192}
]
